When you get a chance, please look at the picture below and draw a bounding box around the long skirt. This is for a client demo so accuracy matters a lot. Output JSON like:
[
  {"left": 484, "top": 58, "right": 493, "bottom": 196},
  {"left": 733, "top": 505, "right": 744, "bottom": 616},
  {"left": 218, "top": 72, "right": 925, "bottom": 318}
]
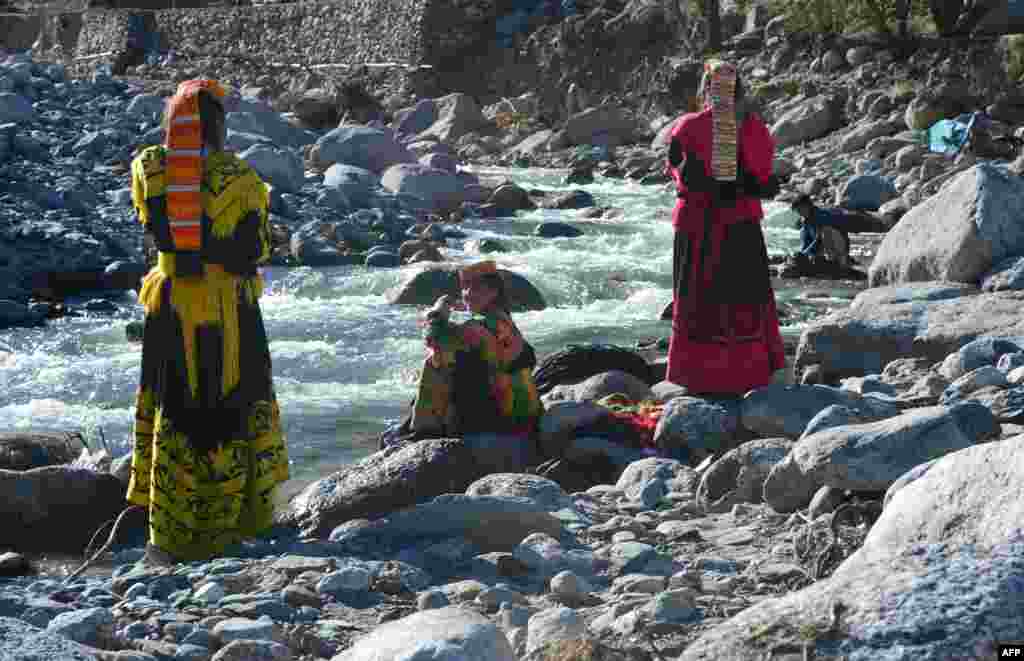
[
  {"left": 126, "top": 270, "right": 289, "bottom": 561},
  {"left": 667, "top": 218, "right": 785, "bottom": 395}
]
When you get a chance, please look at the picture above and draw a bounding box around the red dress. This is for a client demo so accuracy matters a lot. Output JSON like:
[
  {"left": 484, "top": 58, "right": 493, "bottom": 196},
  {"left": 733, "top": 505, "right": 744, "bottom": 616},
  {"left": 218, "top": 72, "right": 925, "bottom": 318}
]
[{"left": 665, "top": 109, "right": 785, "bottom": 394}]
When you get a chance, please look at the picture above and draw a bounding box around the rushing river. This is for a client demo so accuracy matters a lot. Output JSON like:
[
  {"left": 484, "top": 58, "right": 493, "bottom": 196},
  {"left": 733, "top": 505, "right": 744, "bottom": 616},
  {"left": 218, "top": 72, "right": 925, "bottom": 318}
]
[{"left": 0, "top": 167, "right": 866, "bottom": 487}]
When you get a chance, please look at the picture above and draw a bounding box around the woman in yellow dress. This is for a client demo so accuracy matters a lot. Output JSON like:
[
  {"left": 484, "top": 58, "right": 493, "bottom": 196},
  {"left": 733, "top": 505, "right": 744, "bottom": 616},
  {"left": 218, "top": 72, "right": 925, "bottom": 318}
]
[{"left": 126, "top": 79, "right": 289, "bottom": 563}]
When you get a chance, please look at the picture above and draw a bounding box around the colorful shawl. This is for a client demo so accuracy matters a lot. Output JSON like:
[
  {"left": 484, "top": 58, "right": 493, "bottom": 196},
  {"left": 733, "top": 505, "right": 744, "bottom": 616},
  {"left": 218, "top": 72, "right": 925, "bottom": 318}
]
[
  {"left": 700, "top": 60, "right": 739, "bottom": 182},
  {"left": 164, "top": 79, "right": 226, "bottom": 253}
]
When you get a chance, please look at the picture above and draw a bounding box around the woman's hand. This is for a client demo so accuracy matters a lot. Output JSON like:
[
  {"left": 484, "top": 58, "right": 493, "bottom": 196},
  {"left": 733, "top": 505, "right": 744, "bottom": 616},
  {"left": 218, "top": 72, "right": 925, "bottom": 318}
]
[{"left": 425, "top": 295, "right": 452, "bottom": 324}]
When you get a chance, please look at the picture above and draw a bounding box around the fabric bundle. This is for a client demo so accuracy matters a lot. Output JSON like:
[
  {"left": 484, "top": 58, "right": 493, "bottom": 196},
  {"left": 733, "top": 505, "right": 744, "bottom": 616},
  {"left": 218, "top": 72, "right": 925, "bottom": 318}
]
[
  {"left": 163, "top": 79, "right": 226, "bottom": 253},
  {"left": 703, "top": 60, "right": 738, "bottom": 182}
]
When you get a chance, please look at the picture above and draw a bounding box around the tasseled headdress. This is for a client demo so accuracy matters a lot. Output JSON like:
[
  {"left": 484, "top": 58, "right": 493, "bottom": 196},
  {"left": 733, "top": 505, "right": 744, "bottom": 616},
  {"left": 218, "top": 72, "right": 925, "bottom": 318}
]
[
  {"left": 164, "top": 79, "right": 226, "bottom": 253},
  {"left": 699, "top": 60, "right": 739, "bottom": 183}
]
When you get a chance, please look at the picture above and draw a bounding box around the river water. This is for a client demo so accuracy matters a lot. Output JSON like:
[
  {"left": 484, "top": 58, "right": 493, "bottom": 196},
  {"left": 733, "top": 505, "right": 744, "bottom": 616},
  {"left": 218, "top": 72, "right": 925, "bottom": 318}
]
[{"left": 0, "top": 167, "right": 866, "bottom": 486}]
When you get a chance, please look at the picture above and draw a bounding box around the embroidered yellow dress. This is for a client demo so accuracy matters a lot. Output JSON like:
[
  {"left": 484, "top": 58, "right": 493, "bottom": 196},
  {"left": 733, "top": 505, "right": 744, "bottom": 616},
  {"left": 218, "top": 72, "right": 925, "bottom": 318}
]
[
  {"left": 412, "top": 308, "right": 543, "bottom": 437},
  {"left": 126, "top": 144, "right": 290, "bottom": 561}
]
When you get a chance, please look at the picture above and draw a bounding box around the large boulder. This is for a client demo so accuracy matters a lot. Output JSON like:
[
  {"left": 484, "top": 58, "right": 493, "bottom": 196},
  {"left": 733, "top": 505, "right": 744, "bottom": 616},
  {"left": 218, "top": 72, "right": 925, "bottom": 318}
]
[
  {"left": 788, "top": 401, "right": 999, "bottom": 492},
  {"left": 770, "top": 95, "right": 844, "bottom": 148},
  {"left": 292, "top": 88, "right": 339, "bottom": 129},
  {"left": 226, "top": 110, "right": 315, "bottom": 149},
  {"left": 315, "top": 126, "right": 415, "bottom": 173},
  {"left": 696, "top": 438, "right": 793, "bottom": 512},
  {"left": 0, "top": 466, "right": 131, "bottom": 552},
  {"left": 240, "top": 144, "right": 304, "bottom": 194},
  {"left": 387, "top": 266, "right": 546, "bottom": 312},
  {"left": 740, "top": 384, "right": 899, "bottom": 439},
  {"left": 0, "top": 431, "right": 86, "bottom": 471},
  {"left": 322, "top": 163, "right": 378, "bottom": 208},
  {"left": 380, "top": 163, "right": 464, "bottom": 212},
  {"left": 563, "top": 105, "right": 640, "bottom": 148},
  {"left": 279, "top": 438, "right": 489, "bottom": 539},
  {"left": 869, "top": 163, "right": 1024, "bottom": 287},
  {"left": 332, "top": 606, "right": 515, "bottom": 661},
  {"left": 464, "top": 473, "right": 571, "bottom": 512},
  {"left": 836, "top": 117, "right": 903, "bottom": 153},
  {"left": 416, "top": 93, "right": 488, "bottom": 144},
  {"left": 795, "top": 286, "right": 1024, "bottom": 380}
]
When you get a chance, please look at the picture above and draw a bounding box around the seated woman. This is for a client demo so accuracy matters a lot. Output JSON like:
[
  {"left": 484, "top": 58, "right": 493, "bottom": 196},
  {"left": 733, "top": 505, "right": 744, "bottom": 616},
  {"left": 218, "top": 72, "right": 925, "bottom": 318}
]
[{"left": 410, "top": 261, "right": 543, "bottom": 467}]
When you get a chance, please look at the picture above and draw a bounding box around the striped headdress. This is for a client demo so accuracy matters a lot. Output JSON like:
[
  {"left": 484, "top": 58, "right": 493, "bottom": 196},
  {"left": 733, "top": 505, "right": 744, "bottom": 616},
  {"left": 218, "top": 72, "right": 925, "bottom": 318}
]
[
  {"left": 164, "top": 79, "right": 227, "bottom": 253},
  {"left": 699, "top": 60, "right": 739, "bottom": 182}
]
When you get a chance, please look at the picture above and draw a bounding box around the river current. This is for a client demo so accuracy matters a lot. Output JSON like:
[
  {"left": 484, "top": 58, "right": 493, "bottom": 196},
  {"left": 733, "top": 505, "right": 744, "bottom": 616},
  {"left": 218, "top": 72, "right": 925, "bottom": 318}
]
[{"left": 0, "top": 167, "right": 864, "bottom": 486}]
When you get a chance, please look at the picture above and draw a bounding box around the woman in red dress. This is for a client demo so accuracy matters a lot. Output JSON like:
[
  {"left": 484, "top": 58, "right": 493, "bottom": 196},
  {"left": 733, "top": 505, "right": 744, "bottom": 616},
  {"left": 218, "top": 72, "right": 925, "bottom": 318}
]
[{"left": 665, "top": 60, "right": 785, "bottom": 395}]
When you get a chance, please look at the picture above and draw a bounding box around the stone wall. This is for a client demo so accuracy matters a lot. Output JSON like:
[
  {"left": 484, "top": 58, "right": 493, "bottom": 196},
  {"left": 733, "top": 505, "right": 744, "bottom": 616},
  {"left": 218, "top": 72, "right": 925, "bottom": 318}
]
[{"left": 75, "top": 0, "right": 431, "bottom": 67}]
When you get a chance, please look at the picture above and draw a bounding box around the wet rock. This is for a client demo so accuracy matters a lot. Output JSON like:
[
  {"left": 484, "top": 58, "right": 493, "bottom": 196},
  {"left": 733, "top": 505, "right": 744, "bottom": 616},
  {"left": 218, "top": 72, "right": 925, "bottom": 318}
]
[
  {"left": 790, "top": 401, "right": 998, "bottom": 492},
  {"left": 0, "top": 92, "right": 34, "bottom": 124},
  {"left": 333, "top": 606, "right": 515, "bottom": 661},
  {"left": 281, "top": 438, "right": 488, "bottom": 539},
  {"left": 696, "top": 438, "right": 793, "bottom": 512},
  {"left": 654, "top": 396, "right": 741, "bottom": 462},
  {"left": 870, "top": 163, "right": 1024, "bottom": 286},
  {"left": 380, "top": 163, "right": 464, "bottom": 212},
  {"left": 534, "top": 222, "right": 584, "bottom": 238},
  {"left": 365, "top": 250, "right": 401, "bottom": 268},
  {"left": 388, "top": 266, "right": 546, "bottom": 312}
]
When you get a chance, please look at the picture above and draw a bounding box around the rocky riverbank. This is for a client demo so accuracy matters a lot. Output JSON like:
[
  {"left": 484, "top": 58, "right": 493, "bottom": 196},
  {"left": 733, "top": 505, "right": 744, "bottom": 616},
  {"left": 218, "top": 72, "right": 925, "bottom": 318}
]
[{"left": 6, "top": 8, "right": 1024, "bottom": 659}]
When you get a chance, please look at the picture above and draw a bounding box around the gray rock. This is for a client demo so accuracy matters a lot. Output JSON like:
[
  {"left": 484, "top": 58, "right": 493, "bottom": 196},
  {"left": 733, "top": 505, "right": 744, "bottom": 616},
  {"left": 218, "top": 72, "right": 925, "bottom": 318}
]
[
  {"left": 801, "top": 404, "right": 896, "bottom": 438},
  {"left": 807, "top": 484, "right": 846, "bottom": 518},
  {"left": 332, "top": 606, "right": 515, "bottom": 661},
  {"left": 534, "top": 222, "right": 584, "bottom": 238},
  {"left": 654, "top": 396, "right": 741, "bottom": 461},
  {"left": 317, "top": 567, "right": 372, "bottom": 595},
  {"left": 0, "top": 430, "right": 86, "bottom": 471},
  {"left": 416, "top": 93, "right": 488, "bottom": 144},
  {"left": 981, "top": 255, "right": 1024, "bottom": 292},
  {"left": 46, "top": 606, "right": 113, "bottom": 646},
  {"left": 465, "top": 473, "right": 570, "bottom": 512},
  {"left": 387, "top": 266, "right": 546, "bottom": 311},
  {"left": 0, "top": 465, "right": 128, "bottom": 552},
  {"left": 696, "top": 438, "right": 793, "bottom": 512},
  {"left": 0, "top": 93, "right": 34, "bottom": 123},
  {"left": 762, "top": 452, "right": 825, "bottom": 513},
  {"left": 791, "top": 402, "right": 998, "bottom": 492},
  {"left": 380, "top": 163, "right": 464, "bottom": 212},
  {"left": 615, "top": 457, "right": 698, "bottom": 494},
  {"left": 526, "top": 607, "right": 586, "bottom": 653},
  {"left": 836, "top": 173, "right": 898, "bottom": 211},
  {"left": 226, "top": 110, "right": 315, "bottom": 149},
  {"left": 537, "top": 401, "right": 610, "bottom": 458},
  {"left": 316, "top": 126, "right": 415, "bottom": 173},
  {"left": 837, "top": 118, "right": 902, "bottom": 154},
  {"left": 998, "top": 351, "right": 1024, "bottom": 373},
  {"left": 419, "top": 151, "right": 458, "bottom": 173},
  {"left": 212, "top": 640, "right": 291, "bottom": 661},
  {"left": 869, "top": 163, "right": 1024, "bottom": 286},
  {"left": 0, "top": 617, "right": 98, "bottom": 660},
  {"left": 941, "top": 365, "right": 1010, "bottom": 403},
  {"left": 225, "top": 129, "right": 274, "bottom": 153},
  {"left": 241, "top": 144, "right": 304, "bottom": 194},
  {"left": 564, "top": 105, "right": 640, "bottom": 147},
  {"left": 570, "top": 370, "right": 653, "bottom": 402},
  {"left": 393, "top": 99, "right": 438, "bottom": 136},
  {"left": 741, "top": 384, "right": 898, "bottom": 439},
  {"left": 770, "top": 95, "right": 844, "bottom": 148},
  {"left": 894, "top": 144, "right": 928, "bottom": 170},
  {"left": 126, "top": 93, "right": 166, "bottom": 119},
  {"left": 417, "top": 590, "right": 449, "bottom": 611},
  {"left": 938, "top": 337, "right": 1021, "bottom": 381},
  {"left": 509, "top": 129, "right": 554, "bottom": 157},
  {"left": 365, "top": 250, "right": 400, "bottom": 268},
  {"left": 793, "top": 288, "right": 1024, "bottom": 381},
  {"left": 212, "top": 617, "right": 275, "bottom": 644},
  {"left": 336, "top": 495, "right": 564, "bottom": 556}
]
